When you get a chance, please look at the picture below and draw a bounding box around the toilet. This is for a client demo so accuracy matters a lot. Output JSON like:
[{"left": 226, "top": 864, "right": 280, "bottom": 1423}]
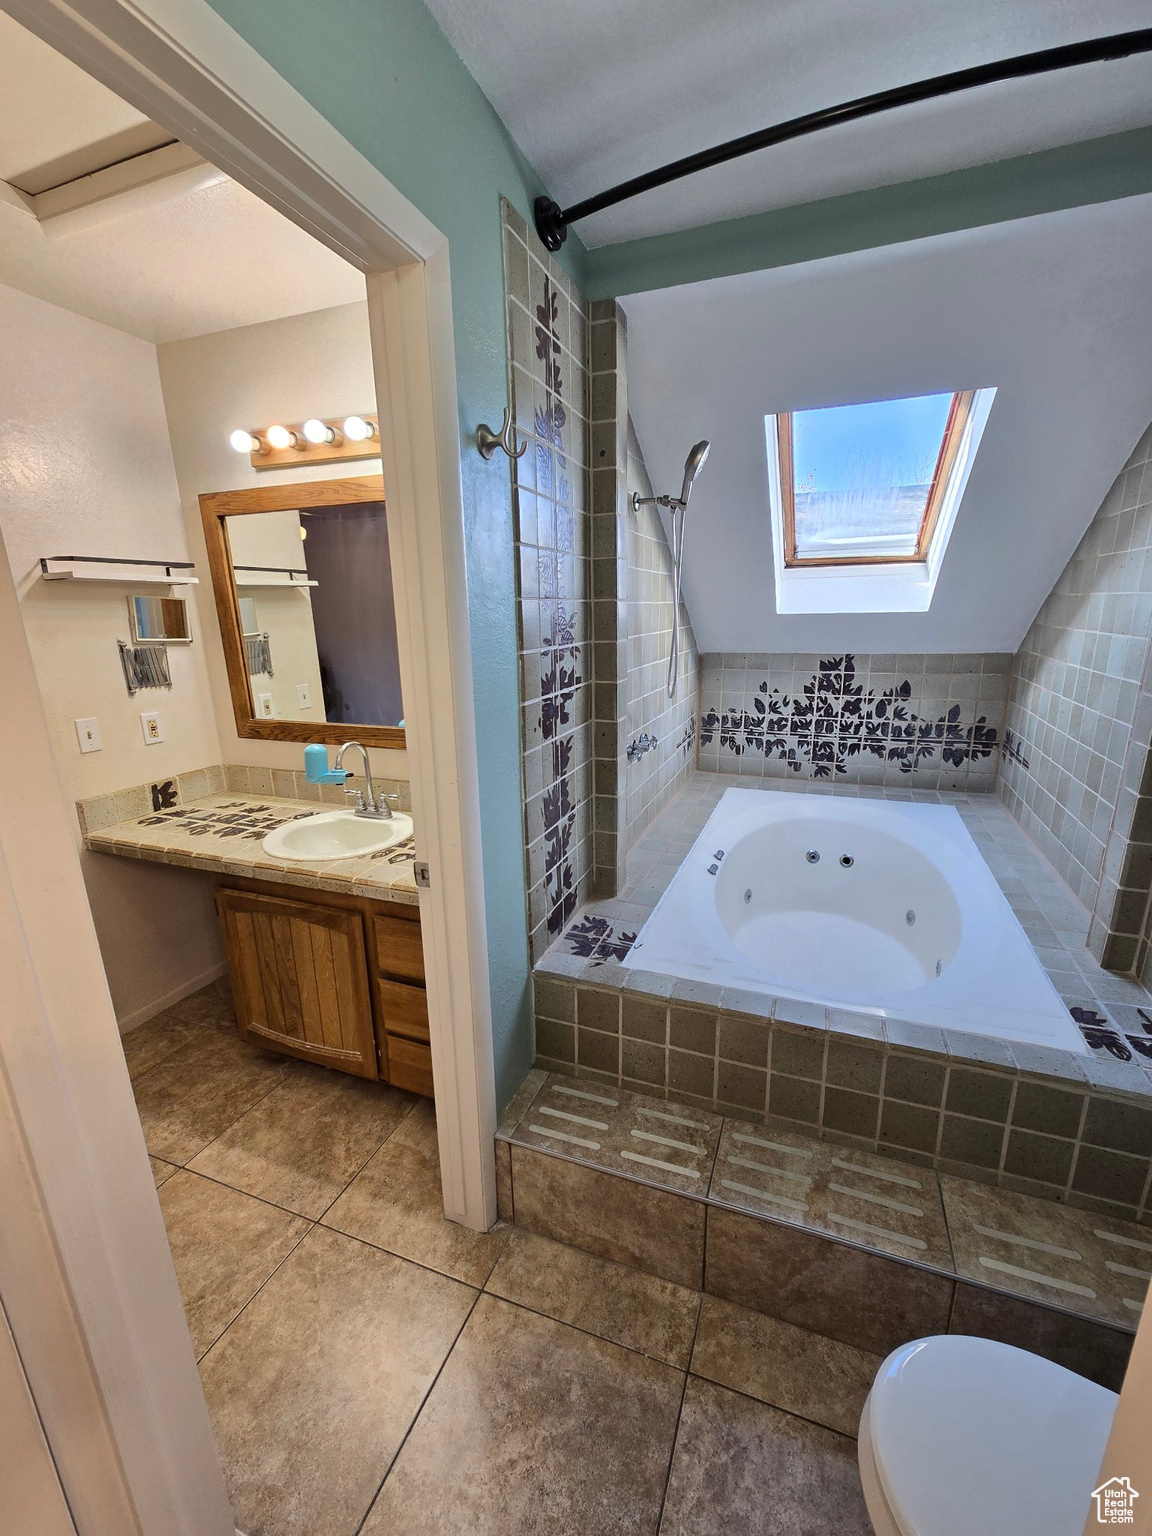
[{"left": 858, "top": 1335, "right": 1118, "bottom": 1536}]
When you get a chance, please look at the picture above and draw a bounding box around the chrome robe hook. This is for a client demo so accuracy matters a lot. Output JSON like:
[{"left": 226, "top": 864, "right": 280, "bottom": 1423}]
[{"left": 476, "top": 407, "right": 526, "bottom": 460}]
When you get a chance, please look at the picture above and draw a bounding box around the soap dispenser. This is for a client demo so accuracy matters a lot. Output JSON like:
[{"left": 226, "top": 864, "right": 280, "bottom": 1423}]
[{"left": 303, "top": 743, "right": 351, "bottom": 785}]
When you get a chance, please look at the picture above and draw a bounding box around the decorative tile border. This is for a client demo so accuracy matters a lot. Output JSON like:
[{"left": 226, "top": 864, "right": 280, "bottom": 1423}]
[
  {"left": 503, "top": 198, "right": 593, "bottom": 959},
  {"left": 698, "top": 652, "right": 1009, "bottom": 788}
]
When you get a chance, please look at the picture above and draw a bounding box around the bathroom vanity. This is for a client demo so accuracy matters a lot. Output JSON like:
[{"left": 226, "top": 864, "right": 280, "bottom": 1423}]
[
  {"left": 215, "top": 877, "right": 431, "bottom": 1092},
  {"left": 79, "top": 776, "right": 433, "bottom": 1096}
]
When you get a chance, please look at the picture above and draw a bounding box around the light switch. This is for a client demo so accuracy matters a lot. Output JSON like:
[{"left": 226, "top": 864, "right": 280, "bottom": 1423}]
[
  {"left": 256, "top": 692, "right": 275, "bottom": 718},
  {"left": 296, "top": 682, "right": 312, "bottom": 709},
  {"left": 140, "top": 710, "right": 163, "bottom": 744},
  {"left": 74, "top": 717, "right": 102, "bottom": 753}
]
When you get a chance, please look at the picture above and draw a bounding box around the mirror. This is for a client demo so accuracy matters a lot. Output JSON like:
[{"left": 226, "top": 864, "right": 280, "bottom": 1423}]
[
  {"left": 128, "top": 593, "right": 192, "bottom": 644},
  {"left": 200, "top": 477, "right": 405, "bottom": 749}
]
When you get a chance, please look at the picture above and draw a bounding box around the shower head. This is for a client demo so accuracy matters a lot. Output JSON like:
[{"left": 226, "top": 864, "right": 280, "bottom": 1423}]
[{"left": 678, "top": 440, "right": 711, "bottom": 506}]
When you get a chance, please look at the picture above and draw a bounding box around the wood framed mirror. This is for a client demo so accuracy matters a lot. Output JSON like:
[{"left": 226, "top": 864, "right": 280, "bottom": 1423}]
[{"left": 200, "top": 476, "right": 405, "bottom": 750}]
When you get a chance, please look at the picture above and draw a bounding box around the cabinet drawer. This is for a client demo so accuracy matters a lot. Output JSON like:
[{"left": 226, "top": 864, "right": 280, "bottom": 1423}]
[
  {"left": 373, "top": 913, "right": 425, "bottom": 982},
  {"left": 386, "top": 1035, "right": 433, "bottom": 1097},
  {"left": 376, "top": 978, "right": 429, "bottom": 1043}
]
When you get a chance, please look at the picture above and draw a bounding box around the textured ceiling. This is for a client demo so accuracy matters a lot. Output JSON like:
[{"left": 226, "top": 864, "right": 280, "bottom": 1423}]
[
  {"left": 623, "top": 195, "right": 1152, "bottom": 654},
  {"left": 0, "top": 14, "right": 364, "bottom": 341},
  {"left": 424, "top": 0, "right": 1152, "bottom": 245}
]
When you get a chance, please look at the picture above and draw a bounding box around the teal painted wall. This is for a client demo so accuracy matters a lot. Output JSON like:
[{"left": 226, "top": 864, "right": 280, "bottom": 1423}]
[
  {"left": 586, "top": 127, "right": 1152, "bottom": 297},
  {"left": 204, "top": 0, "right": 587, "bottom": 1108}
]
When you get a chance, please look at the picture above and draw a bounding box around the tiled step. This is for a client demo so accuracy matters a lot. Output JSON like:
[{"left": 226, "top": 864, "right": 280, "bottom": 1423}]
[{"left": 496, "top": 1070, "right": 1147, "bottom": 1389}]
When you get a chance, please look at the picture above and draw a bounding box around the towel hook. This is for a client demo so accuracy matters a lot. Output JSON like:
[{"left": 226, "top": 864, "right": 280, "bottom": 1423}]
[{"left": 476, "top": 406, "right": 526, "bottom": 461}]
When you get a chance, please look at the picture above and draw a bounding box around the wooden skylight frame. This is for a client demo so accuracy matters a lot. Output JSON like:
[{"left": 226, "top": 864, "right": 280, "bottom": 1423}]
[{"left": 779, "top": 390, "right": 975, "bottom": 567}]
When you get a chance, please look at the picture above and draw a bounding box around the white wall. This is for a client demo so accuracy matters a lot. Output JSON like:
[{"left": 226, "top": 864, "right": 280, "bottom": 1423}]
[
  {"left": 157, "top": 299, "right": 408, "bottom": 781},
  {"left": 0, "top": 282, "right": 224, "bottom": 1028},
  {"left": 624, "top": 196, "right": 1152, "bottom": 655},
  {"left": 227, "top": 508, "right": 326, "bottom": 721}
]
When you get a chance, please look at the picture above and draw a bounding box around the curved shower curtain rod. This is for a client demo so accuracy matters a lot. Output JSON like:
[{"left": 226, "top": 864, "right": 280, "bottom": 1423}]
[{"left": 533, "top": 28, "right": 1152, "bottom": 252}]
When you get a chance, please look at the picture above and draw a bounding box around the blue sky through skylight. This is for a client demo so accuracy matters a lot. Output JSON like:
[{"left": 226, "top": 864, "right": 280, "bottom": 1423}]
[{"left": 791, "top": 392, "right": 954, "bottom": 557}]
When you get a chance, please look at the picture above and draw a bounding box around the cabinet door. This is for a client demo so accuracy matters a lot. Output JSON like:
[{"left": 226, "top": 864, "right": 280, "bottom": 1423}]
[{"left": 217, "top": 887, "right": 378, "bottom": 1078}]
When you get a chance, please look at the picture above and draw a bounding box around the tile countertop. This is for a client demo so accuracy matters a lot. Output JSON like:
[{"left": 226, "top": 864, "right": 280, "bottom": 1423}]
[{"left": 83, "top": 792, "right": 420, "bottom": 906}]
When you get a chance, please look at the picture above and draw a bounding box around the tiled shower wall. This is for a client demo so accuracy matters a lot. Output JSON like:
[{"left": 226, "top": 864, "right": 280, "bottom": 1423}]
[
  {"left": 503, "top": 200, "right": 593, "bottom": 960},
  {"left": 697, "top": 652, "right": 1008, "bottom": 790},
  {"left": 998, "top": 420, "right": 1152, "bottom": 972},
  {"left": 623, "top": 417, "right": 698, "bottom": 852},
  {"left": 588, "top": 301, "right": 698, "bottom": 892}
]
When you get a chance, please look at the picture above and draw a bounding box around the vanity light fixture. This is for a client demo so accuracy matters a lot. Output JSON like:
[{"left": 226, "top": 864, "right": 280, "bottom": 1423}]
[
  {"left": 343, "top": 415, "right": 376, "bottom": 443},
  {"left": 303, "top": 417, "right": 341, "bottom": 446},
  {"left": 265, "top": 424, "right": 304, "bottom": 451},
  {"left": 229, "top": 414, "right": 380, "bottom": 470}
]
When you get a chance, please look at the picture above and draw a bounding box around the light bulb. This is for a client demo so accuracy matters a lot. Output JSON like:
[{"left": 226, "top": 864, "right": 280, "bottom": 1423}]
[
  {"left": 230, "top": 428, "right": 259, "bottom": 454},
  {"left": 343, "top": 415, "right": 376, "bottom": 443},
  {"left": 303, "top": 417, "right": 336, "bottom": 445},
  {"left": 266, "top": 424, "right": 297, "bottom": 451}
]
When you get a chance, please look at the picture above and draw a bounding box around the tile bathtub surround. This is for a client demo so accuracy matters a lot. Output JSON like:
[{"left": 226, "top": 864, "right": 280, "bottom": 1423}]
[
  {"left": 81, "top": 788, "right": 419, "bottom": 905},
  {"left": 698, "top": 652, "right": 1010, "bottom": 790},
  {"left": 999, "top": 419, "right": 1152, "bottom": 941},
  {"left": 588, "top": 300, "right": 698, "bottom": 893},
  {"left": 498, "top": 1072, "right": 1141, "bottom": 1380},
  {"left": 503, "top": 198, "right": 594, "bottom": 959}
]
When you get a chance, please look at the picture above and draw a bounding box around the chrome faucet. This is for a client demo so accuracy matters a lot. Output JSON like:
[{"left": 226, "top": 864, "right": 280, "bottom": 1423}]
[{"left": 336, "top": 740, "right": 394, "bottom": 819}]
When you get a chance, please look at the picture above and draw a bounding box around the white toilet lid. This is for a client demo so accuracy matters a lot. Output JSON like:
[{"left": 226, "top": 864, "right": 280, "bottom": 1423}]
[{"left": 865, "top": 1335, "right": 1118, "bottom": 1536}]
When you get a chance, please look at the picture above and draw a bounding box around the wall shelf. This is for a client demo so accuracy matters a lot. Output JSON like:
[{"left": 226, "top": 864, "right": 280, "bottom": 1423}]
[
  {"left": 40, "top": 555, "right": 199, "bottom": 585},
  {"left": 233, "top": 565, "right": 318, "bottom": 588}
]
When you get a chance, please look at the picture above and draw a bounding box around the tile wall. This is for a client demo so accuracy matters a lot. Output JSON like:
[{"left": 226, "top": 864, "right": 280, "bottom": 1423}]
[
  {"left": 502, "top": 200, "right": 594, "bottom": 959},
  {"left": 623, "top": 418, "right": 699, "bottom": 850},
  {"left": 587, "top": 298, "right": 698, "bottom": 891},
  {"left": 698, "top": 652, "right": 1009, "bottom": 790},
  {"left": 998, "top": 420, "right": 1152, "bottom": 973}
]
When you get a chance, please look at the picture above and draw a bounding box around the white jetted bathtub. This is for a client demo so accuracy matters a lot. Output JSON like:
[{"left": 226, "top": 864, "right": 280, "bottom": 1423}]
[{"left": 625, "top": 788, "right": 1086, "bottom": 1053}]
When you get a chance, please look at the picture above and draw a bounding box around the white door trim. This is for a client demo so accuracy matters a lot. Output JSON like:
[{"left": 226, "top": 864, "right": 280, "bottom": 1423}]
[{"left": 0, "top": 0, "right": 498, "bottom": 1527}]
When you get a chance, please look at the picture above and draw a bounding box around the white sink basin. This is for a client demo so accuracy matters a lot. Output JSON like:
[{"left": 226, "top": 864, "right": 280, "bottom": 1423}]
[{"left": 262, "top": 810, "right": 414, "bottom": 862}]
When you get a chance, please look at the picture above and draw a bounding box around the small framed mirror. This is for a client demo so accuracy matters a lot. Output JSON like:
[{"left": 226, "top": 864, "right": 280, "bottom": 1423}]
[
  {"left": 128, "top": 593, "right": 192, "bottom": 644},
  {"left": 199, "top": 475, "right": 405, "bottom": 749}
]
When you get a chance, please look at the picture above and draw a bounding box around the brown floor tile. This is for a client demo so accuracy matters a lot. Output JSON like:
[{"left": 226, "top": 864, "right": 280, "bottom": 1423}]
[
  {"left": 950, "top": 1281, "right": 1133, "bottom": 1391},
  {"left": 190, "top": 1065, "right": 417, "bottom": 1218},
  {"left": 485, "top": 1228, "right": 700, "bottom": 1367},
  {"left": 941, "top": 1175, "right": 1151, "bottom": 1329},
  {"left": 120, "top": 1013, "right": 200, "bottom": 1083},
  {"left": 659, "top": 1377, "right": 872, "bottom": 1535},
  {"left": 706, "top": 1204, "right": 954, "bottom": 1357},
  {"left": 167, "top": 975, "right": 237, "bottom": 1030},
  {"left": 690, "top": 1294, "right": 880, "bottom": 1437},
  {"left": 132, "top": 1028, "right": 293, "bottom": 1165},
  {"left": 361, "top": 1293, "right": 683, "bottom": 1536},
  {"left": 199, "top": 1225, "right": 475, "bottom": 1536},
  {"left": 158, "top": 1171, "right": 309, "bottom": 1358},
  {"left": 322, "top": 1100, "right": 509, "bottom": 1285},
  {"left": 511, "top": 1143, "right": 706, "bottom": 1288},
  {"left": 150, "top": 1156, "right": 178, "bottom": 1188}
]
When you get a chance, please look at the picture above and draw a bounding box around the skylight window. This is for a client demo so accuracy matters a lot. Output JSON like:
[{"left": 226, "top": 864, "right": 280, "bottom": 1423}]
[
  {"left": 779, "top": 391, "right": 974, "bottom": 566},
  {"left": 765, "top": 387, "right": 995, "bottom": 615}
]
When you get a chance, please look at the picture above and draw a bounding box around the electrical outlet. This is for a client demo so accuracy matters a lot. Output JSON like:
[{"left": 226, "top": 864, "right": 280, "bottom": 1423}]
[
  {"left": 296, "top": 682, "right": 312, "bottom": 709},
  {"left": 140, "top": 710, "right": 163, "bottom": 744},
  {"left": 74, "top": 717, "right": 102, "bottom": 754},
  {"left": 256, "top": 692, "right": 275, "bottom": 718}
]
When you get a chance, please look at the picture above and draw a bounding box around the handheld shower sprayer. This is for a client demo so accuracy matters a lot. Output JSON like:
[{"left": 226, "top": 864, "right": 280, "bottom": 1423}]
[{"left": 632, "top": 439, "right": 710, "bottom": 699}]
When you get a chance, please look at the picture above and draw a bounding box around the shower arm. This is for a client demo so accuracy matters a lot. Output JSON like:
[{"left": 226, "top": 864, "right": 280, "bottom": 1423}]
[{"left": 533, "top": 27, "right": 1152, "bottom": 251}]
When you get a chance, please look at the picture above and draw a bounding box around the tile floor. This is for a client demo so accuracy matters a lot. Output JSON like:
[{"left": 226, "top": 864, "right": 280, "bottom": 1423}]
[{"left": 128, "top": 984, "right": 877, "bottom": 1535}]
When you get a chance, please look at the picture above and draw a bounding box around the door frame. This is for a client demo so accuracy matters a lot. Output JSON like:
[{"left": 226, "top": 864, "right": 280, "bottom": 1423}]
[{"left": 0, "top": 0, "right": 498, "bottom": 1530}]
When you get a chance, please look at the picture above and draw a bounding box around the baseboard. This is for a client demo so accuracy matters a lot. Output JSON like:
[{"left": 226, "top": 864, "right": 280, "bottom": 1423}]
[{"left": 116, "top": 961, "right": 228, "bottom": 1035}]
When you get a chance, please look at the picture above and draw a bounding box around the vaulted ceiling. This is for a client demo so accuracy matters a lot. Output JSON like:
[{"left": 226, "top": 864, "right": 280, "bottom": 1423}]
[
  {"left": 424, "top": 0, "right": 1152, "bottom": 246},
  {"left": 623, "top": 195, "right": 1152, "bottom": 654}
]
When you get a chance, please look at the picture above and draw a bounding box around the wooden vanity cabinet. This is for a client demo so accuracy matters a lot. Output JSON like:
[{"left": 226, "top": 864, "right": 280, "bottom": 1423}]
[{"left": 214, "top": 876, "right": 433, "bottom": 1096}]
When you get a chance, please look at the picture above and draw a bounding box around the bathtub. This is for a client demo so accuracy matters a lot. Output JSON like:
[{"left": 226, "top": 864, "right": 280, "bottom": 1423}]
[{"left": 624, "top": 788, "right": 1086, "bottom": 1053}]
